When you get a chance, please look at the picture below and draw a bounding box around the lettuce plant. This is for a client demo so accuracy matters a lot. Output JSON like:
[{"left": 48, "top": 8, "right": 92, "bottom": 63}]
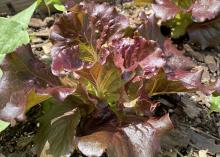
[
  {"left": 0, "top": 1, "right": 220, "bottom": 157},
  {"left": 151, "top": 0, "right": 220, "bottom": 49}
]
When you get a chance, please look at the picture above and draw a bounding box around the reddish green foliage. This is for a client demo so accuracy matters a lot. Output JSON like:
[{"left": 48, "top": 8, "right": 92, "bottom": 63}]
[
  {"left": 0, "top": 1, "right": 220, "bottom": 157},
  {"left": 50, "top": 2, "right": 129, "bottom": 76},
  {"left": 187, "top": 17, "right": 220, "bottom": 49},
  {"left": 152, "top": 0, "right": 181, "bottom": 21},
  {"left": 35, "top": 98, "right": 81, "bottom": 157},
  {"left": 152, "top": 0, "right": 220, "bottom": 48},
  {"left": 0, "top": 45, "right": 74, "bottom": 122},
  {"left": 190, "top": 0, "right": 220, "bottom": 22},
  {"left": 77, "top": 114, "right": 172, "bottom": 157},
  {"left": 137, "top": 13, "right": 165, "bottom": 46},
  {"left": 110, "top": 37, "right": 165, "bottom": 77}
]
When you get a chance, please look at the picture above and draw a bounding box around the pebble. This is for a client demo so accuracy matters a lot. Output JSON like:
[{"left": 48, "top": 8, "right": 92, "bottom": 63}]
[
  {"left": 184, "top": 44, "right": 204, "bottom": 62},
  {"left": 204, "top": 55, "right": 217, "bottom": 73},
  {"left": 42, "top": 42, "right": 52, "bottom": 54},
  {"left": 216, "top": 121, "right": 220, "bottom": 127},
  {"left": 168, "top": 109, "right": 174, "bottom": 113},
  {"left": 201, "top": 66, "right": 210, "bottom": 83},
  {"left": 36, "top": 123, "right": 40, "bottom": 127},
  {"left": 211, "top": 76, "right": 217, "bottom": 82},
  {"left": 195, "top": 117, "right": 201, "bottom": 124}
]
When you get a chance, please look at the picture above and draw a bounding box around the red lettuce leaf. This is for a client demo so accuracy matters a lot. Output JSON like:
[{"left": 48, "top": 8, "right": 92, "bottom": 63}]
[
  {"left": 50, "top": 2, "right": 217, "bottom": 106},
  {"left": 151, "top": 0, "right": 220, "bottom": 48},
  {"left": 110, "top": 36, "right": 165, "bottom": 80},
  {"left": 50, "top": 2, "right": 129, "bottom": 76},
  {"left": 0, "top": 45, "right": 75, "bottom": 122},
  {"left": 144, "top": 68, "right": 205, "bottom": 96},
  {"left": 189, "top": 0, "right": 220, "bottom": 22},
  {"left": 137, "top": 13, "right": 165, "bottom": 46},
  {"left": 163, "top": 39, "right": 194, "bottom": 71},
  {"left": 108, "top": 37, "right": 215, "bottom": 98},
  {"left": 187, "top": 17, "right": 220, "bottom": 49},
  {"left": 151, "top": 0, "right": 193, "bottom": 38},
  {"left": 77, "top": 114, "right": 173, "bottom": 157},
  {"left": 152, "top": 1, "right": 181, "bottom": 21},
  {"left": 35, "top": 98, "right": 81, "bottom": 157},
  {"left": 143, "top": 39, "right": 212, "bottom": 96}
]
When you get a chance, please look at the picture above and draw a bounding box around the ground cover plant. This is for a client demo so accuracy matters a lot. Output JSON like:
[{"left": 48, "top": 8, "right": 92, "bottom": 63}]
[{"left": 1, "top": 0, "right": 220, "bottom": 157}]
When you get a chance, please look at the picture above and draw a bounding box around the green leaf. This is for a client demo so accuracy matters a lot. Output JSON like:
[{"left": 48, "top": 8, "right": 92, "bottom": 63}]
[
  {"left": 11, "top": 2, "right": 37, "bottom": 29},
  {"left": 0, "top": 18, "right": 30, "bottom": 54},
  {"left": 37, "top": 0, "right": 43, "bottom": 6},
  {"left": 43, "top": 0, "right": 66, "bottom": 12},
  {"left": 165, "top": 12, "right": 192, "bottom": 38},
  {"left": 209, "top": 95, "right": 220, "bottom": 113},
  {"left": 79, "top": 43, "right": 98, "bottom": 63},
  {"left": 78, "top": 63, "right": 124, "bottom": 104},
  {"left": 44, "top": 0, "right": 61, "bottom": 5},
  {"left": 35, "top": 98, "right": 81, "bottom": 157},
  {"left": 0, "top": 2, "right": 37, "bottom": 55},
  {"left": 25, "top": 89, "right": 51, "bottom": 112},
  {"left": 0, "top": 120, "right": 10, "bottom": 133},
  {"left": 53, "top": 4, "right": 66, "bottom": 12}
]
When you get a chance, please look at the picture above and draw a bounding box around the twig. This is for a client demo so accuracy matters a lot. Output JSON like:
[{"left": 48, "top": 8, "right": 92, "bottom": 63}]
[
  {"left": 179, "top": 123, "right": 220, "bottom": 141},
  {"left": 190, "top": 126, "right": 220, "bottom": 142},
  {"left": 174, "top": 149, "right": 184, "bottom": 157},
  {"left": 189, "top": 143, "right": 215, "bottom": 156}
]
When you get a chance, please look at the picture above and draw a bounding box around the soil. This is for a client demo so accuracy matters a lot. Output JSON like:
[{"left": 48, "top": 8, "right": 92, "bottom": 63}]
[{"left": 1, "top": 2, "right": 220, "bottom": 157}]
